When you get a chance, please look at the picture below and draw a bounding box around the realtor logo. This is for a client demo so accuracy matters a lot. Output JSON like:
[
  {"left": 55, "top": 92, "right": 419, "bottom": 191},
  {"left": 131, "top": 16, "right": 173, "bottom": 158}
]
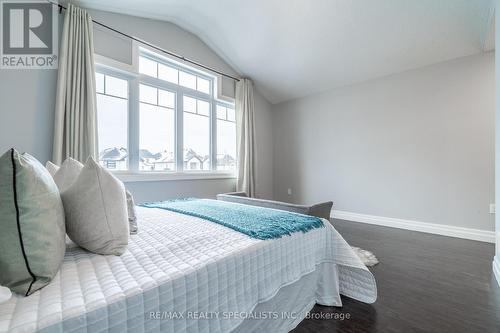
[{"left": 1, "top": 0, "right": 58, "bottom": 69}]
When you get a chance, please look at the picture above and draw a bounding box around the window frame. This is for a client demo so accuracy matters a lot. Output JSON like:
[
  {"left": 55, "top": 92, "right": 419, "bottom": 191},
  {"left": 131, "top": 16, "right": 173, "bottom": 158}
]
[
  {"left": 95, "top": 67, "right": 132, "bottom": 172},
  {"left": 215, "top": 104, "right": 237, "bottom": 171},
  {"left": 95, "top": 48, "right": 237, "bottom": 182},
  {"left": 137, "top": 82, "right": 177, "bottom": 172}
]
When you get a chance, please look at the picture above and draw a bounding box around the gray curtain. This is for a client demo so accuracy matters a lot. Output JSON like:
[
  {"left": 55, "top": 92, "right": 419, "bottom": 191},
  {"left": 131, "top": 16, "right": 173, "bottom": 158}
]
[
  {"left": 52, "top": 4, "right": 97, "bottom": 164},
  {"left": 236, "top": 78, "right": 257, "bottom": 197}
]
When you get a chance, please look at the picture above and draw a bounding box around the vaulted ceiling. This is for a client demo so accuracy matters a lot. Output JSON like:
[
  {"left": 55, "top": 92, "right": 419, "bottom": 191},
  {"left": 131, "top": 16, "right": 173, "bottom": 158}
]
[{"left": 72, "top": 0, "right": 495, "bottom": 104}]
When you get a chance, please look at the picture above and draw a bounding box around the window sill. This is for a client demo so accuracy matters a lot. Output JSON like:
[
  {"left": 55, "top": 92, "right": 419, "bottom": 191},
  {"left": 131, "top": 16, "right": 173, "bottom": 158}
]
[{"left": 113, "top": 171, "right": 237, "bottom": 183}]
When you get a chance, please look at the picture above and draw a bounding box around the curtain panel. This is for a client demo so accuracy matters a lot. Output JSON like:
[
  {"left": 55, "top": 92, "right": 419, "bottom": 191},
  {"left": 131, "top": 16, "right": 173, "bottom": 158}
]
[
  {"left": 52, "top": 4, "right": 97, "bottom": 164},
  {"left": 236, "top": 78, "right": 257, "bottom": 197}
]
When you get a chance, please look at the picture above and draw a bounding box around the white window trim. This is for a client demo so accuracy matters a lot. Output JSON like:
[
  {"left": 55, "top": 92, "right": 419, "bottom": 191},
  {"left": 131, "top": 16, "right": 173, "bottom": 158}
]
[
  {"left": 113, "top": 171, "right": 236, "bottom": 183},
  {"left": 95, "top": 48, "right": 237, "bottom": 182}
]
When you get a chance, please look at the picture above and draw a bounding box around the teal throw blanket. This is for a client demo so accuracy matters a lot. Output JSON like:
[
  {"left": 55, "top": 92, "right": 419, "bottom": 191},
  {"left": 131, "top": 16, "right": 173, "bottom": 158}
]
[{"left": 140, "top": 199, "right": 324, "bottom": 240}]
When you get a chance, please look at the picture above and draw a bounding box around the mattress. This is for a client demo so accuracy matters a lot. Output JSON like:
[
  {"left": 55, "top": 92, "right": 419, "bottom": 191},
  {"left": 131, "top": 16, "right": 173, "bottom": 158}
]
[{"left": 0, "top": 207, "right": 377, "bottom": 333}]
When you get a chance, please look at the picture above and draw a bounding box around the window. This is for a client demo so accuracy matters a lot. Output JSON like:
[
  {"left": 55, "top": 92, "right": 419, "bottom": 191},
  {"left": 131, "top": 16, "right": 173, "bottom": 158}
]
[
  {"left": 139, "top": 54, "right": 210, "bottom": 93},
  {"left": 96, "top": 73, "right": 128, "bottom": 170},
  {"left": 96, "top": 48, "right": 237, "bottom": 176},
  {"left": 158, "top": 63, "right": 178, "bottom": 84},
  {"left": 216, "top": 105, "right": 237, "bottom": 170},
  {"left": 139, "top": 84, "right": 176, "bottom": 171},
  {"left": 183, "top": 96, "right": 210, "bottom": 170}
]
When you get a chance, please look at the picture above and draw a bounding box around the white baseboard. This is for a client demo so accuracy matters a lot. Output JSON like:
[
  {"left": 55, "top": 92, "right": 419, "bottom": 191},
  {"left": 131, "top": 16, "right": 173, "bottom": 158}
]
[
  {"left": 494, "top": 257, "right": 500, "bottom": 287},
  {"left": 332, "top": 210, "right": 495, "bottom": 243}
]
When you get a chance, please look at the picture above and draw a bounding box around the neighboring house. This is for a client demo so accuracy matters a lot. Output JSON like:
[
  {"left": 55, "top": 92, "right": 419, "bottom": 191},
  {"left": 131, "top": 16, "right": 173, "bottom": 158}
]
[
  {"left": 217, "top": 154, "right": 236, "bottom": 170},
  {"left": 99, "top": 147, "right": 128, "bottom": 170},
  {"left": 139, "top": 149, "right": 155, "bottom": 160},
  {"left": 140, "top": 149, "right": 175, "bottom": 171},
  {"left": 102, "top": 147, "right": 234, "bottom": 171},
  {"left": 184, "top": 149, "right": 209, "bottom": 171},
  {"left": 152, "top": 151, "right": 175, "bottom": 171}
]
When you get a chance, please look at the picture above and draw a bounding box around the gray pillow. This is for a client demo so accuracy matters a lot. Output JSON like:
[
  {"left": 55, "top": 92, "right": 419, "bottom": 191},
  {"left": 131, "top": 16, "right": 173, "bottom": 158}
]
[
  {"left": 0, "top": 149, "right": 66, "bottom": 296},
  {"left": 62, "top": 157, "right": 129, "bottom": 255}
]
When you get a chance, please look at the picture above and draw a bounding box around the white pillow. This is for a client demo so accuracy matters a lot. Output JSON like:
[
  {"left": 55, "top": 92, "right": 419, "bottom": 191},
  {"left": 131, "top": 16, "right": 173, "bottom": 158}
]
[
  {"left": 45, "top": 161, "right": 59, "bottom": 177},
  {"left": 47, "top": 158, "right": 137, "bottom": 235},
  {"left": 52, "top": 158, "right": 83, "bottom": 192},
  {"left": 0, "top": 286, "right": 11, "bottom": 304},
  {"left": 126, "top": 190, "right": 138, "bottom": 234},
  {"left": 61, "top": 157, "right": 129, "bottom": 255}
]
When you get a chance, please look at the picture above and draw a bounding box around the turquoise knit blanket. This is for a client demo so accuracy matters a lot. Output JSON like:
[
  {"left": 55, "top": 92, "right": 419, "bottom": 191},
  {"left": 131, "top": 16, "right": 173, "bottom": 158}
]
[{"left": 140, "top": 199, "right": 324, "bottom": 240}]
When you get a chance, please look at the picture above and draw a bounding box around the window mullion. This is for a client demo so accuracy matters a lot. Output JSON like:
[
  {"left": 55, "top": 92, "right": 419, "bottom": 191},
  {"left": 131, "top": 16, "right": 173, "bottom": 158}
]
[
  {"left": 211, "top": 100, "right": 217, "bottom": 171},
  {"left": 129, "top": 77, "right": 140, "bottom": 172},
  {"left": 176, "top": 92, "right": 184, "bottom": 172}
]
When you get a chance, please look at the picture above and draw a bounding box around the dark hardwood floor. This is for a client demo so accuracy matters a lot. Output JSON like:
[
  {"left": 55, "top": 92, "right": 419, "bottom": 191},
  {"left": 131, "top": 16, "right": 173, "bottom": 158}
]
[{"left": 292, "top": 219, "right": 500, "bottom": 333}]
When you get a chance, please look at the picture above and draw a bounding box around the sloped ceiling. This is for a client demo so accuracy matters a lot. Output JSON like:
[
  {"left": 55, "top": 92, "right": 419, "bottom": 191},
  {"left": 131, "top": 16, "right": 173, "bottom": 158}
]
[{"left": 71, "top": 0, "right": 495, "bottom": 104}]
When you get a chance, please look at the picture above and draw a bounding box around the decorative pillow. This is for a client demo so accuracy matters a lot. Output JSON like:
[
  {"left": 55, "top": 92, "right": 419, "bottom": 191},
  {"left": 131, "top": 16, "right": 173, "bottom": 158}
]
[
  {"left": 0, "top": 149, "right": 66, "bottom": 296},
  {"left": 126, "top": 190, "right": 138, "bottom": 234},
  {"left": 52, "top": 158, "right": 83, "bottom": 192},
  {"left": 45, "top": 161, "right": 59, "bottom": 177},
  {"left": 0, "top": 286, "right": 11, "bottom": 304},
  {"left": 47, "top": 158, "right": 137, "bottom": 235},
  {"left": 62, "top": 157, "right": 129, "bottom": 255}
]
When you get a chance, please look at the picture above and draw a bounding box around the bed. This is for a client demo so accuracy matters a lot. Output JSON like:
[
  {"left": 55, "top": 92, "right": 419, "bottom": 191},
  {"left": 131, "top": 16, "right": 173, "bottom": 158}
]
[{"left": 0, "top": 206, "right": 377, "bottom": 333}]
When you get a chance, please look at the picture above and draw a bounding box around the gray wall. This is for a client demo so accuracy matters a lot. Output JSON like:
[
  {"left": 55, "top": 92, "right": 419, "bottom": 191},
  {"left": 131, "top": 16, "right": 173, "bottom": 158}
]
[
  {"left": 125, "top": 178, "right": 237, "bottom": 203},
  {"left": 0, "top": 16, "right": 63, "bottom": 163},
  {"left": 0, "top": 70, "right": 58, "bottom": 163},
  {"left": 254, "top": 89, "right": 274, "bottom": 199},
  {"left": 273, "top": 52, "right": 495, "bottom": 231},
  {"left": 0, "top": 9, "right": 274, "bottom": 202}
]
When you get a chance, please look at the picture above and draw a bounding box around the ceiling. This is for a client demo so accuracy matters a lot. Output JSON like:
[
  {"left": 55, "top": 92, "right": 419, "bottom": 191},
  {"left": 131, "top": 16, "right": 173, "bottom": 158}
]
[{"left": 72, "top": 0, "right": 495, "bottom": 104}]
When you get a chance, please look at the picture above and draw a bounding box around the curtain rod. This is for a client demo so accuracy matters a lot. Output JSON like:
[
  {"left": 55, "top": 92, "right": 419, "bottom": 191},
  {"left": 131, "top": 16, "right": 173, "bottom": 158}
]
[{"left": 46, "top": 1, "right": 241, "bottom": 82}]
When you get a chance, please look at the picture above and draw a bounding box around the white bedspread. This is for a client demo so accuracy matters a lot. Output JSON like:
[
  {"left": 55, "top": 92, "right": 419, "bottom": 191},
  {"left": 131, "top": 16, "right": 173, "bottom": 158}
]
[{"left": 0, "top": 207, "right": 376, "bottom": 333}]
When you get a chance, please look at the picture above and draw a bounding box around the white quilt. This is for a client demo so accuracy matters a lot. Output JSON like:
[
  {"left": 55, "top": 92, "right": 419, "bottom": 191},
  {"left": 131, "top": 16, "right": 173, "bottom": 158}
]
[{"left": 0, "top": 207, "right": 376, "bottom": 333}]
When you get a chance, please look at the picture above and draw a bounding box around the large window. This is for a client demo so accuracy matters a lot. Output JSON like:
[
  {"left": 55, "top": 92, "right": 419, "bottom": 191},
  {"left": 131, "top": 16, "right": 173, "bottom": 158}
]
[
  {"left": 96, "top": 73, "right": 128, "bottom": 170},
  {"left": 96, "top": 48, "right": 236, "bottom": 176}
]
